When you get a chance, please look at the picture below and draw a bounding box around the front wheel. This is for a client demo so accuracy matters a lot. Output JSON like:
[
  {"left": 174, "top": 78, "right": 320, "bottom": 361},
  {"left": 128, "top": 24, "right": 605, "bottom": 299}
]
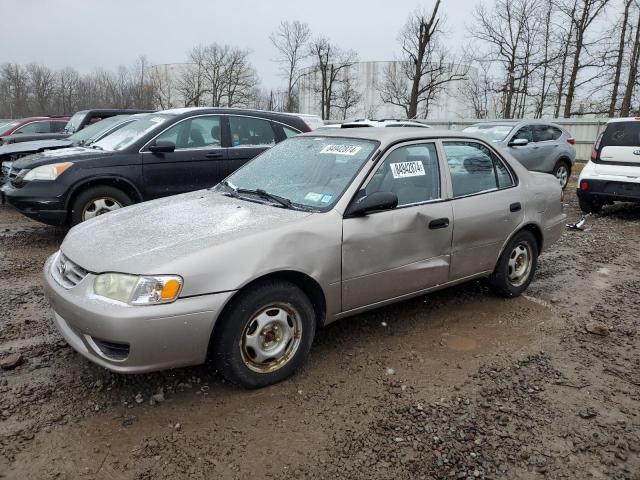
[
  {"left": 70, "top": 186, "right": 132, "bottom": 226},
  {"left": 488, "top": 230, "right": 538, "bottom": 298},
  {"left": 211, "top": 280, "right": 316, "bottom": 388}
]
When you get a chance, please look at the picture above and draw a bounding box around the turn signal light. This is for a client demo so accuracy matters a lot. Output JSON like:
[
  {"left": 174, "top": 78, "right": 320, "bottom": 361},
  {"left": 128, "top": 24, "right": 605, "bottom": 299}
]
[
  {"left": 567, "top": 137, "right": 575, "bottom": 145},
  {"left": 580, "top": 181, "right": 589, "bottom": 191},
  {"left": 161, "top": 279, "right": 181, "bottom": 300},
  {"left": 560, "top": 190, "right": 565, "bottom": 202}
]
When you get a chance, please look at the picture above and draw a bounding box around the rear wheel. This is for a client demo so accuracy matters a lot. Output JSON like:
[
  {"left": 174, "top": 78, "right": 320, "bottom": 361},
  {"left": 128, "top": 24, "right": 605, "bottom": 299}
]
[
  {"left": 70, "top": 186, "right": 132, "bottom": 226},
  {"left": 211, "top": 280, "right": 316, "bottom": 388},
  {"left": 578, "top": 197, "right": 602, "bottom": 214},
  {"left": 488, "top": 230, "right": 538, "bottom": 298},
  {"left": 553, "top": 160, "right": 571, "bottom": 190}
]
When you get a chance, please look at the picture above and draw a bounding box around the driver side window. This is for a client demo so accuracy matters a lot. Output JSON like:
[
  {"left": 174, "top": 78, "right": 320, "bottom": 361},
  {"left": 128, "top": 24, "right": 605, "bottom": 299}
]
[
  {"left": 512, "top": 126, "right": 533, "bottom": 142},
  {"left": 365, "top": 143, "right": 440, "bottom": 207}
]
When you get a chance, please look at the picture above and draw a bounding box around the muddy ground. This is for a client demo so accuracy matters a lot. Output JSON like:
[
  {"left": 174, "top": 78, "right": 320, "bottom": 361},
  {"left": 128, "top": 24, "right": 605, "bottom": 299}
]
[{"left": 1, "top": 173, "right": 639, "bottom": 479}]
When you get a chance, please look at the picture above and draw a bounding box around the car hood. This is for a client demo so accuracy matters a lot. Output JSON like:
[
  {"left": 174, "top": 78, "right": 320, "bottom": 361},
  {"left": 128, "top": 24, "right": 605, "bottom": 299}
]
[
  {"left": 61, "top": 190, "right": 313, "bottom": 275},
  {"left": 0, "top": 139, "right": 73, "bottom": 157},
  {"left": 13, "top": 146, "right": 111, "bottom": 169}
]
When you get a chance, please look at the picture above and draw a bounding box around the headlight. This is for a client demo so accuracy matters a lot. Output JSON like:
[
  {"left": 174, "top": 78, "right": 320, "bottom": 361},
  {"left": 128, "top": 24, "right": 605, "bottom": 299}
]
[
  {"left": 94, "top": 273, "right": 183, "bottom": 306},
  {"left": 22, "top": 162, "right": 73, "bottom": 181}
]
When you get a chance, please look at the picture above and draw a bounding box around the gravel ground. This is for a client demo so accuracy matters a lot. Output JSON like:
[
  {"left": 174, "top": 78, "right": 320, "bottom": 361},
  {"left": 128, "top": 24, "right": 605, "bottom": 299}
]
[{"left": 1, "top": 173, "right": 639, "bottom": 479}]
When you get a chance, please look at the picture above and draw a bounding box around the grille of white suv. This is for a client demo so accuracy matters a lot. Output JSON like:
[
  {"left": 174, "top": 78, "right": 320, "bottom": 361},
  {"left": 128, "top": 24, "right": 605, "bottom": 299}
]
[{"left": 51, "top": 253, "right": 88, "bottom": 288}]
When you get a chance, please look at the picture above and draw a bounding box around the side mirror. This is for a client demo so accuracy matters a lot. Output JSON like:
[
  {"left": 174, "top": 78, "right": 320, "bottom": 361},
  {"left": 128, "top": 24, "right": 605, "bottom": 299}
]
[
  {"left": 345, "top": 191, "right": 398, "bottom": 217},
  {"left": 149, "top": 141, "right": 176, "bottom": 153},
  {"left": 509, "top": 138, "right": 529, "bottom": 147}
]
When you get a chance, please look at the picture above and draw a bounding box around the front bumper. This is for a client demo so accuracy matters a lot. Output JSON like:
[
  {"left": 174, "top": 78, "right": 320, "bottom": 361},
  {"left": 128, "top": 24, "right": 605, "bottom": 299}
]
[
  {"left": 3, "top": 181, "right": 69, "bottom": 226},
  {"left": 576, "top": 178, "right": 640, "bottom": 204},
  {"left": 42, "top": 254, "right": 235, "bottom": 373}
]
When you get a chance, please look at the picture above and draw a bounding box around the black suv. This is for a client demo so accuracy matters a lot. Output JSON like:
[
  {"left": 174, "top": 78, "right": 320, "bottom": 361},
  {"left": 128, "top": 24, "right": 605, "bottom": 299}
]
[{"left": 2, "top": 108, "right": 310, "bottom": 226}]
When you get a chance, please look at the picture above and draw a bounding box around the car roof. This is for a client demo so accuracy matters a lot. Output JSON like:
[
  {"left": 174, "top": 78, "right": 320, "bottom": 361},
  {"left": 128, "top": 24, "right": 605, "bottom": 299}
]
[
  {"left": 299, "top": 127, "right": 484, "bottom": 147},
  {"left": 607, "top": 117, "right": 640, "bottom": 123}
]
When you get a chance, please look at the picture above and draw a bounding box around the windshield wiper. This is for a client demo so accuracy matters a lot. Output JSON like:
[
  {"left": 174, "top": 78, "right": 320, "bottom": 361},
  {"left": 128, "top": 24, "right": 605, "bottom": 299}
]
[{"left": 238, "top": 188, "right": 293, "bottom": 209}]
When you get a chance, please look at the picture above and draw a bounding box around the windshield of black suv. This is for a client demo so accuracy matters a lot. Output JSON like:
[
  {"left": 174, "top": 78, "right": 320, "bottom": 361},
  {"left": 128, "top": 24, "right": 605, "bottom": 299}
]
[
  {"left": 463, "top": 124, "right": 514, "bottom": 142},
  {"left": 219, "top": 136, "right": 378, "bottom": 211},
  {"left": 64, "top": 112, "right": 86, "bottom": 134},
  {"left": 68, "top": 116, "right": 132, "bottom": 145},
  {"left": 91, "top": 115, "right": 174, "bottom": 151}
]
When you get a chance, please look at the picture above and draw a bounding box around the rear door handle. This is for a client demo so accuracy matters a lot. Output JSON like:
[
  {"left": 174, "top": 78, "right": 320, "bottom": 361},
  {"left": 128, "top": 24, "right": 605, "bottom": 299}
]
[
  {"left": 205, "top": 152, "right": 224, "bottom": 159},
  {"left": 429, "top": 217, "right": 450, "bottom": 229},
  {"left": 510, "top": 202, "right": 522, "bottom": 212}
]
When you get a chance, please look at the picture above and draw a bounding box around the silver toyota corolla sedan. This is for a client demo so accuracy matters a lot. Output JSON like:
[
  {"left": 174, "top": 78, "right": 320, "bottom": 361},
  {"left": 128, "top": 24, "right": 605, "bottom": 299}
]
[{"left": 42, "top": 129, "right": 565, "bottom": 388}]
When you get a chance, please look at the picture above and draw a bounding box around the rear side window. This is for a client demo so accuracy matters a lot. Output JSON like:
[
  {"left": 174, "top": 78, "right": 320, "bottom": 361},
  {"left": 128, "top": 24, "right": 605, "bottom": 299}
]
[
  {"left": 533, "top": 125, "right": 558, "bottom": 142},
  {"left": 601, "top": 122, "right": 640, "bottom": 147},
  {"left": 444, "top": 142, "right": 514, "bottom": 198},
  {"left": 51, "top": 121, "right": 67, "bottom": 132},
  {"left": 229, "top": 116, "right": 276, "bottom": 147},
  {"left": 282, "top": 126, "right": 300, "bottom": 138}
]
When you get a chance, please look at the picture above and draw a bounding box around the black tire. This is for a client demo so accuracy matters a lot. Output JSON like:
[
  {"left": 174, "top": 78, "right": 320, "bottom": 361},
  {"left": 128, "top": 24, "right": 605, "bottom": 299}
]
[
  {"left": 553, "top": 160, "right": 571, "bottom": 190},
  {"left": 488, "top": 230, "right": 539, "bottom": 298},
  {"left": 578, "top": 197, "right": 602, "bottom": 214},
  {"left": 70, "top": 186, "right": 133, "bottom": 226},
  {"left": 211, "top": 280, "right": 316, "bottom": 389}
]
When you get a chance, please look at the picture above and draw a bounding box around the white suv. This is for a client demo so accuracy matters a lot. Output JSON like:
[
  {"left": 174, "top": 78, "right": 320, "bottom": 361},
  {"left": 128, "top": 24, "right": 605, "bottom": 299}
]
[{"left": 578, "top": 118, "right": 640, "bottom": 213}]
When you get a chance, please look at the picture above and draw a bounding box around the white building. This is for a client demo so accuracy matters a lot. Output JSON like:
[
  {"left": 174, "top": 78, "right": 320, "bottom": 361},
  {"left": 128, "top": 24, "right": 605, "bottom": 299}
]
[{"left": 297, "top": 60, "right": 477, "bottom": 121}]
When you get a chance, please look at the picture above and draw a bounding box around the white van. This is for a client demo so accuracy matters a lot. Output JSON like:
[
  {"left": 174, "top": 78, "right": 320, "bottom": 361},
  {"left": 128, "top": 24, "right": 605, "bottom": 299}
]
[{"left": 578, "top": 118, "right": 640, "bottom": 213}]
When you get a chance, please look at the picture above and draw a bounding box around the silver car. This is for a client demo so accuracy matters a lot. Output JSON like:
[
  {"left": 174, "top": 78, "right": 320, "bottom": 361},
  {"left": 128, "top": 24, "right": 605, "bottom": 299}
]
[
  {"left": 463, "top": 121, "right": 576, "bottom": 189},
  {"left": 42, "top": 129, "right": 565, "bottom": 388}
]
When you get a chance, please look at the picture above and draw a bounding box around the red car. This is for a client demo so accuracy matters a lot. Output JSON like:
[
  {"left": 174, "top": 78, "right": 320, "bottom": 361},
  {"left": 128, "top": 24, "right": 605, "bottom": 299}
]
[{"left": 0, "top": 117, "right": 69, "bottom": 143}]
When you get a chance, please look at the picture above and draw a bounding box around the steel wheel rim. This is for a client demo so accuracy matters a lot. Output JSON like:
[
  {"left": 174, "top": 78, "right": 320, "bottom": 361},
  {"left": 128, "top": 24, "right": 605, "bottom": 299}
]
[
  {"left": 240, "top": 303, "right": 302, "bottom": 374},
  {"left": 556, "top": 165, "right": 568, "bottom": 188},
  {"left": 507, "top": 242, "right": 533, "bottom": 287},
  {"left": 82, "top": 197, "right": 123, "bottom": 220}
]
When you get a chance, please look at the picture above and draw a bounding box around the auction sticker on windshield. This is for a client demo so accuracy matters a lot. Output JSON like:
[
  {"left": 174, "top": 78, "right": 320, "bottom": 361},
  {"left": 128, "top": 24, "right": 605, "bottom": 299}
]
[
  {"left": 390, "top": 161, "right": 425, "bottom": 178},
  {"left": 320, "top": 145, "right": 362, "bottom": 156}
]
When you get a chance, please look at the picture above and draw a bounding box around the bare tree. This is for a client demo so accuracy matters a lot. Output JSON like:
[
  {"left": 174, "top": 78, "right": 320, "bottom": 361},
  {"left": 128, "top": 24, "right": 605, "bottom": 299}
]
[
  {"left": 379, "top": 3, "right": 467, "bottom": 118},
  {"left": 309, "top": 37, "right": 358, "bottom": 120},
  {"left": 332, "top": 66, "right": 362, "bottom": 120},
  {"left": 559, "top": 0, "right": 611, "bottom": 117},
  {"left": 608, "top": 0, "right": 634, "bottom": 115},
  {"left": 27, "top": 63, "right": 56, "bottom": 114},
  {"left": 621, "top": 4, "right": 640, "bottom": 115},
  {"left": 458, "top": 59, "right": 497, "bottom": 118},
  {"left": 270, "top": 20, "right": 311, "bottom": 112}
]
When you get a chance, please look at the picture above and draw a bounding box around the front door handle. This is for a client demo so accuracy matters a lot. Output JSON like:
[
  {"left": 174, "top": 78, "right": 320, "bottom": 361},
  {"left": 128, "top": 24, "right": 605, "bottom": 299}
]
[
  {"left": 429, "top": 217, "right": 450, "bottom": 229},
  {"left": 510, "top": 202, "right": 522, "bottom": 212},
  {"left": 205, "top": 152, "right": 224, "bottom": 159}
]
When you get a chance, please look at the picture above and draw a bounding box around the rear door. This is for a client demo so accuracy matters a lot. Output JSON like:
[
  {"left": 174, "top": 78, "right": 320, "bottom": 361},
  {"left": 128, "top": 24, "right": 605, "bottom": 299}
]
[
  {"left": 141, "top": 115, "right": 228, "bottom": 199},
  {"left": 341, "top": 142, "right": 453, "bottom": 311},
  {"left": 443, "top": 141, "right": 524, "bottom": 280},
  {"left": 226, "top": 115, "right": 277, "bottom": 177}
]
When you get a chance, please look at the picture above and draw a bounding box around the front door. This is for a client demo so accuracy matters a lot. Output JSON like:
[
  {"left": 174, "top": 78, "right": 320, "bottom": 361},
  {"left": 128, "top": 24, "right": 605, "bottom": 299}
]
[
  {"left": 443, "top": 141, "right": 524, "bottom": 280},
  {"left": 341, "top": 142, "right": 453, "bottom": 311},
  {"left": 141, "top": 115, "right": 228, "bottom": 199},
  {"left": 507, "top": 125, "right": 540, "bottom": 170}
]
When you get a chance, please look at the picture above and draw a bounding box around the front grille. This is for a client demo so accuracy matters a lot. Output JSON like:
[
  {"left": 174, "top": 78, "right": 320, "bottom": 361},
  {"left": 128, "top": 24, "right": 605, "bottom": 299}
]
[
  {"left": 1, "top": 161, "right": 12, "bottom": 182},
  {"left": 51, "top": 253, "right": 89, "bottom": 289},
  {"left": 92, "top": 338, "right": 130, "bottom": 361}
]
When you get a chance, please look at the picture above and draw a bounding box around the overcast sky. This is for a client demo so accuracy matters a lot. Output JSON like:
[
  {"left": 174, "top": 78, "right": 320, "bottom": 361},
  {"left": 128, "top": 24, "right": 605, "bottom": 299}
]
[{"left": 4, "top": 0, "right": 475, "bottom": 89}]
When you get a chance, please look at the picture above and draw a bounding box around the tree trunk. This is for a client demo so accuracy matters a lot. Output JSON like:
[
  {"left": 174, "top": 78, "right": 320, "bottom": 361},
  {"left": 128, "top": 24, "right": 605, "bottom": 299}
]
[
  {"left": 621, "top": 9, "right": 640, "bottom": 116},
  {"left": 609, "top": 0, "right": 632, "bottom": 116}
]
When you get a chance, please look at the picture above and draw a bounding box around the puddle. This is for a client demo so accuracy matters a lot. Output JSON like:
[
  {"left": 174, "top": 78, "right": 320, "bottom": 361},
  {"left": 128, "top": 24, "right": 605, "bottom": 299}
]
[{"left": 443, "top": 334, "right": 479, "bottom": 352}]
